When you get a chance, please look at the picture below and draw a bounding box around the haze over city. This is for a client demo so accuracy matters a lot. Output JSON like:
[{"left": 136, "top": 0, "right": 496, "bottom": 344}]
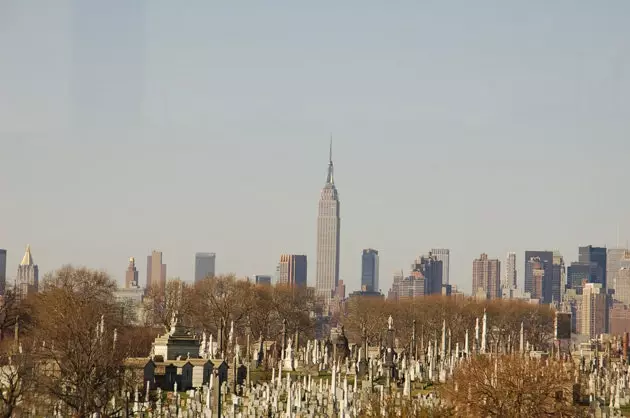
[{"left": 1, "top": 1, "right": 629, "bottom": 294}]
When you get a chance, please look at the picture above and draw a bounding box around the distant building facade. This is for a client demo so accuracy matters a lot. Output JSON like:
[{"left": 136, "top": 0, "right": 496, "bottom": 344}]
[
  {"left": 472, "top": 253, "right": 501, "bottom": 299},
  {"left": 607, "top": 248, "right": 630, "bottom": 293},
  {"left": 125, "top": 257, "right": 139, "bottom": 288},
  {"left": 411, "top": 253, "right": 443, "bottom": 296},
  {"left": 388, "top": 253, "right": 443, "bottom": 300},
  {"left": 254, "top": 275, "right": 272, "bottom": 286},
  {"left": 614, "top": 268, "right": 630, "bottom": 306},
  {"left": 194, "top": 252, "right": 216, "bottom": 282},
  {"left": 0, "top": 249, "right": 6, "bottom": 295},
  {"left": 567, "top": 262, "right": 598, "bottom": 295},
  {"left": 361, "top": 249, "right": 379, "bottom": 292},
  {"left": 579, "top": 283, "right": 608, "bottom": 337},
  {"left": 524, "top": 251, "right": 553, "bottom": 302},
  {"left": 503, "top": 252, "right": 517, "bottom": 291},
  {"left": 552, "top": 251, "right": 565, "bottom": 304},
  {"left": 147, "top": 250, "right": 166, "bottom": 290},
  {"left": 278, "top": 254, "right": 307, "bottom": 287},
  {"left": 579, "top": 245, "right": 607, "bottom": 289},
  {"left": 609, "top": 302, "right": 630, "bottom": 335},
  {"left": 431, "top": 249, "right": 450, "bottom": 285},
  {"left": 16, "top": 245, "right": 38, "bottom": 299}
]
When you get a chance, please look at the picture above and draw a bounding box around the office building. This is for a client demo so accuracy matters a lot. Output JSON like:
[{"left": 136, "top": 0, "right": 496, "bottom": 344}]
[
  {"left": 609, "top": 303, "right": 630, "bottom": 335},
  {"left": 0, "top": 249, "right": 6, "bottom": 295},
  {"left": 146, "top": 250, "right": 166, "bottom": 290},
  {"left": 607, "top": 248, "right": 630, "bottom": 292},
  {"left": 411, "top": 253, "right": 443, "bottom": 295},
  {"left": 254, "top": 275, "right": 272, "bottom": 286},
  {"left": 472, "top": 253, "right": 501, "bottom": 300},
  {"left": 524, "top": 251, "right": 553, "bottom": 302},
  {"left": 567, "top": 262, "right": 598, "bottom": 295},
  {"left": 125, "top": 257, "right": 139, "bottom": 288},
  {"left": 527, "top": 257, "right": 547, "bottom": 303},
  {"left": 431, "top": 248, "right": 450, "bottom": 285},
  {"left": 503, "top": 252, "right": 517, "bottom": 291},
  {"left": 278, "top": 254, "right": 307, "bottom": 287},
  {"left": 388, "top": 271, "right": 425, "bottom": 300},
  {"left": 361, "top": 249, "right": 379, "bottom": 292},
  {"left": 552, "top": 251, "right": 565, "bottom": 304},
  {"left": 579, "top": 246, "right": 607, "bottom": 289},
  {"left": 16, "top": 245, "right": 38, "bottom": 299},
  {"left": 579, "top": 283, "right": 608, "bottom": 337},
  {"left": 195, "top": 252, "right": 216, "bottom": 282},
  {"left": 315, "top": 141, "right": 341, "bottom": 310},
  {"left": 614, "top": 268, "right": 630, "bottom": 306}
]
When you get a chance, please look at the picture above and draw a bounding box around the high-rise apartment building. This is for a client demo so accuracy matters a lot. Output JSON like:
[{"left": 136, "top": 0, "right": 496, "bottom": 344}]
[
  {"left": 0, "top": 249, "right": 6, "bottom": 295},
  {"left": 579, "top": 283, "right": 608, "bottom": 337},
  {"left": 524, "top": 251, "right": 553, "bottom": 301},
  {"left": 315, "top": 141, "right": 341, "bottom": 310},
  {"left": 195, "top": 252, "right": 216, "bottom": 282},
  {"left": 361, "top": 249, "right": 379, "bottom": 292},
  {"left": 607, "top": 248, "right": 629, "bottom": 292},
  {"left": 146, "top": 250, "right": 166, "bottom": 290},
  {"left": 125, "top": 257, "right": 139, "bottom": 288},
  {"left": 278, "top": 254, "right": 308, "bottom": 287},
  {"left": 16, "top": 245, "right": 38, "bottom": 299},
  {"left": 579, "top": 246, "right": 607, "bottom": 289},
  {"left": 431, "top": 249, "right": 450, "bottom": 285},
  {"left": 503, "top": 252, "right": 517, "bottom": 291},
  {"left": 472, "top": 253, "right": 501, "bottom": 299}
]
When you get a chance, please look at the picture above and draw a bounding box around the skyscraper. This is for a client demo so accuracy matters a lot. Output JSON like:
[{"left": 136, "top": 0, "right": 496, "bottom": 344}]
[
  {"left": 278, "top": 254, "right": 308, "bottom": 287},
  {"left": 472, "top": 253, "right": 501, "bottom": 299},
  {"left": 125, "top": 257, "right": 139, "bottom": 288},
  {"left": 411, "top": 253, "right": 443, "bottom": 295},
  {"left": 431, "top": 249, "right": 450, "bottom": 285},
  {"left": 315, "top": 141, "right": 340, "bottom": 310},
  {"left": 361, "top": 249, "right": 379, "bottom": 292},
  {"left": 0, "top": 249, "right": 6, "bottom": 295},
  {"left": 524, "top": 251, "right": 553, "bottom": 299},
  {"left": 579, "top": 246, "right": 607, "bottom": 289},
  {"left": 567, "top": 262, "right": 598, "bottom": 295},
  {"left": 503, "top": 252, "right": 517, "bottom": 290},
  {"left": 579, "top": 283, "right": 608, "bottom": 337},
  {"left": 146, "top": 250, "right": 166, "bottom": 290},
  {"left": 195, "top": 252, "right": 216, "bottom": 282},
  {"left": 607, "top": 248, "right": 628, "bottom": 292},
  {"left": 552, "top": 251, "right": 565, "bottom": 304},
  {"left": 16, "top": 245, "right": 38, "bottom": 299}
]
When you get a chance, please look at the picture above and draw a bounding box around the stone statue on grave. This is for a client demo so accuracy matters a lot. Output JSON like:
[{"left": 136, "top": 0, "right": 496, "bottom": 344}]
[
  {"left": 284, "top": 338, "right": 295, "bottom": 370},
  {"left": 388, "top": 315, "right": 394, "bottom": 330},
  {"left": 169, "top": 311, "right": 179, "bottom": 335}
]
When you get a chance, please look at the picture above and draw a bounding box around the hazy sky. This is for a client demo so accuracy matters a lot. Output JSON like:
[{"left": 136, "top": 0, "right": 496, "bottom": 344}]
[{"left": 1, "top": 1, "right": 629, "bottom": 294}]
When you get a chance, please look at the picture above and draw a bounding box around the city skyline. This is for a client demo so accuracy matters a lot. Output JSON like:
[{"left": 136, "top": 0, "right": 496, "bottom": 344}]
[{"left": 1, "top": 2, "right": 629, "bottom": 295}]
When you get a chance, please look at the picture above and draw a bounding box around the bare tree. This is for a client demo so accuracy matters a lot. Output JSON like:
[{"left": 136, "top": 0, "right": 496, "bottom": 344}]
[
  {"left": 30, "top": 266, "right": 129, "bottom": 417},
  {"left": 0, "top": 339, "right": 36, "bottom": 418},
  {"left": 142, "top": 278, "right": 194, "bottom": 330},
  {"left": 441, "top": 355, "right": 586, "bottom": 417}
]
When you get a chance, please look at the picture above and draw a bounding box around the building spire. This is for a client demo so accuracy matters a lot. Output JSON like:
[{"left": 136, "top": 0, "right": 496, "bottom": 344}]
[
  {"left": 326, "top": 135, "right": 334, "bottom": 185},
  {"left": 20, "top": 245, "right": 33, "bottom": 266}
]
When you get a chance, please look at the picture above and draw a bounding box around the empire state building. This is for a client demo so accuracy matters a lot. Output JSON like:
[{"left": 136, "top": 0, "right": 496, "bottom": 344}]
[{"left": 315, "top": 141, "right": 340, "bottom": 311}]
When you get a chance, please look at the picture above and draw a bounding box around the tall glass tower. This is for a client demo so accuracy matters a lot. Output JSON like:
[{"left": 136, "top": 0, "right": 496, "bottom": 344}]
[{"left": 316, "top": 140, "right": 341, "bottom": 311}]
